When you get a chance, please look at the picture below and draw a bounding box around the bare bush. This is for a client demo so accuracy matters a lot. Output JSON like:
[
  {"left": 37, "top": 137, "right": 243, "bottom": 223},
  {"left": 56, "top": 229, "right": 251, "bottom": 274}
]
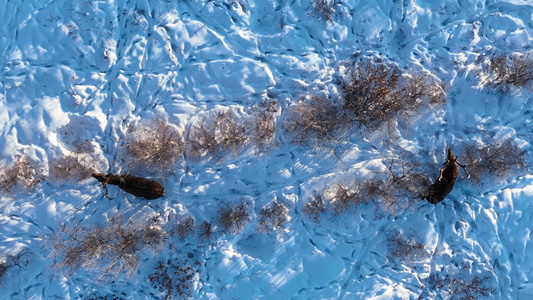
[
  {"left": 479, "top": 51, "right": 533, "bottom": 91},
  {"left": 312, "top": 0, "right": 341, "bottom": 22},
  {"left": 433, "top": 275, "right": 494, "bottom": 299},
  {"left": 325, "top": 182, "right": 365, "bottom": 215},
  {"left": 284, "top": 96, "right": 348, "bottom": 149},
  {"left": 197, "top": 221, "right": 216, "bottom": 241},
  {"left": 463, "top": 139, "right": 528, "bottom": 184},
  {"left": 48, "top": 218, "right": 166, "bottom": 279},
  {"left": 123, "top": 117, "right": 183, "bottom": 175},
  {"left": 173, "top": 215, "right": 195, "bottom": 241},
  {"left": 257, "top": 201, "right": 289, "bottom": 233},
  {"left": 396, "top": 72, "right": 446, "bottom": 106},
  {"left": 302, "top": 193, "right": 327, "bottom": 225},
  {"left": 251, "top": 100, "right": 279, "bottom": 152},
  {"left": 359, "top": 179, "right": 389, "bottom": 202},
  {"left": 342, "top": 61, "right": 400, "bottom": 128},
  {"left": 342, "top": 61, "right": 445, "bottom": 130},
  {"left": 217, "top": 200, "right": 251, "bottom": 234},
  {"left": 362, "top": 158, "right": 430, "bottom": 216},
  {"left": 185, "top": 109, "right": 248, "bottom": 160},
  {"left": 149, "top": 260, "right": 197, "bottom": 300},
  {"left": 388, "top": 231, "right": 428, "bottom": 263},
  {"left": 0, "top": 249, "right": 33, "bottom": 286},
  {"left": 49, "top": 141, "right": 100, "bottom": 183},
  {"left": 385, "top": 157, "right": 430, "bottom": 199},
  {"left": 0, "top": 155, "right": 43, "bottom": 192}
]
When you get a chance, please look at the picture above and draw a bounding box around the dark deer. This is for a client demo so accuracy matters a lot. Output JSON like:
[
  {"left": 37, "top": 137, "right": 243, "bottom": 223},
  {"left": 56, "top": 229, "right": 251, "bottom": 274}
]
[
  {"left": 422, "top": 149, "right": 469, "bottom": 204},
  {"left": 92, "top": 173, "right": 164, "bottom": 200}
]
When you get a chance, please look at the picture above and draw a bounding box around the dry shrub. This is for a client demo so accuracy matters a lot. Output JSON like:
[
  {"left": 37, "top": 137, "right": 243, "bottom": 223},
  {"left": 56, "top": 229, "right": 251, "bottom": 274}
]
[
  {"left": 284, "top": 96, "right": 348, "bottom": 149},
  {"left": 0, "top": 249, "right": 32, "bottom": 286},
  {"left": 149, "top": 260, "right": 197, "bottom": 300},
  {"left": 325, "top": 182, "right": 366, "bottom": 215},
  {"left": 312, "top": 0, "right": 341, "bottom": 22},
  {"left": 302, "top": 193, "right": 327, "bottom": 225},
  {"left": 397, "top": 72, "right": 446, "bottom": 106},
  {"left": 48, "top": 218, "right": 166, "bottom": 279},
  {"left": 385, "top": 157, "right": 430, "bottom": 198},
  {"left": 463, "top": 139, "right": 528, "bottom": 184},
  {"left": 480, "top": 51, "right": 533, "bottom": 91},
  {"left": 185, "top": 109, "right": 248, "bottom": 160},
  {"left": 342, "top": 61, "right": 445, "bottom": 130},
  {"left": 0, "top": 155, "right": 43, "bottom": 193},
  {"left": 362, "top": 158, "right": 430, "bottom": 216},
  {"left": 123, "top": 117, "right": 183, "bottom": 175},
  {"left": 388, "top": 231, "right": 428, "bottom": 263},
  {"left": 49, "top": 142, "right": 100, "bottom": 183},
  {"left": 342, "top": 61, "right": 400, "bottom": 128},
  {"left": 217, "top": 199, "right": 251, "bottom": 234},
  {"left": 197, "top": 221, "right": 216, "bottom": 241},
  {"left": 173, "top": 215, "right": 195, "bottom": 241},
  {"left": 433, "top": 275, "right": 494, "bottom": 299},
  {"left": 257, "top": 201, "right": 289, "bottom": 233},
  {"left": 251, "top": 100, "right": 279, "bottom": 152}
]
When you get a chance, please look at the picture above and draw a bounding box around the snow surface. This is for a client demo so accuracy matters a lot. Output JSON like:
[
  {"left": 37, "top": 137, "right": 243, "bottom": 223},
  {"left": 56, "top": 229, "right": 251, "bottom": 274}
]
[{"left": 0, "top": 0, "right": 532, "bottom": 299}]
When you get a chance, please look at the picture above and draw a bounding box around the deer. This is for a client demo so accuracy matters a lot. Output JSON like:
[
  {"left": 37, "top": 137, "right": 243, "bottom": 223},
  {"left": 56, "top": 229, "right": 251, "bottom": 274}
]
[
  {"left": 422, "top": 149, "right": 469, "bottom": 204},
  {"left": 92, "top": 173, "right": 164, "bottom": 200}
]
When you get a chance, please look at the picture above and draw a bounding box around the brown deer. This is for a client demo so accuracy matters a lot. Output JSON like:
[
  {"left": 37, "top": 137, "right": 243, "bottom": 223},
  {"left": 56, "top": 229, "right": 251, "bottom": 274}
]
[
  {"left": 422, "top": 149, "right": 469, "bottom": 204},
  {"left": 92, "top": 173, "right": 164, "bottom": 200}
]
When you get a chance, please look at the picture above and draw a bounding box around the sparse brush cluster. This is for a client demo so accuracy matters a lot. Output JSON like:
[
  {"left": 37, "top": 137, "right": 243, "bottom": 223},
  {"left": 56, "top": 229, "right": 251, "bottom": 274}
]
[
  {"left": 0, "top": 59, "right": 449, "bottom": 194},
  {"left": 46, "top": 195, "right": 289, "bottom": 297},
  {"left": 302, "top": 157, "right": 430, "bottom": 223},
  {"left": 284, "top": 60, "right": 446, "bottom": 152},
  {"left": 0, "top": 101, "right": 279, "bottom": 193},
  {"left": 49, "top": 218, "right": 166, "bottom": 278}
]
